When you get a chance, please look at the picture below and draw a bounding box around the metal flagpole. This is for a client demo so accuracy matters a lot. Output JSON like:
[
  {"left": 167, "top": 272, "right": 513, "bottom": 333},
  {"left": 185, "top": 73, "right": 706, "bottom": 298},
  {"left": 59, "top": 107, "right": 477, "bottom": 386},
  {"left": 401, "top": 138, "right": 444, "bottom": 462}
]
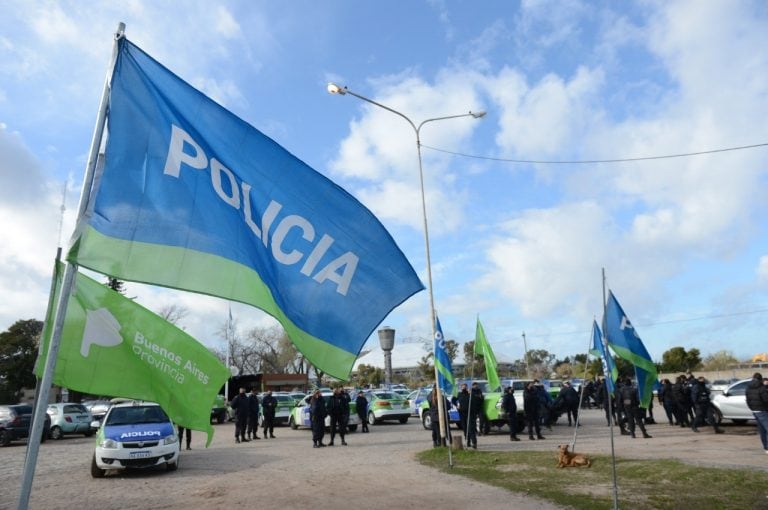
[
  {"left": 570, "top": 323, "right": 596, "bottom": 450},
  {"left": 16, "top": 23, "right": 125, "bottom": 510},
  {"left": 465, "top": 351, "right": 476, "bottom": 442},
  {"left": 603, "top": 268, "right": 620, "bottom": 510}
]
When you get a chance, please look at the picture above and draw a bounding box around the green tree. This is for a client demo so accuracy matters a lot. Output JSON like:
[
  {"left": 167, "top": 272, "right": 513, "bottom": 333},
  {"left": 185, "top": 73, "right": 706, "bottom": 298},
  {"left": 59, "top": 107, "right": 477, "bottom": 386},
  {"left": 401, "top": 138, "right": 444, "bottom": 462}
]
[
  {"left": 660, "top": 346, "right": 702, "bottom": 372},
  {"left": 701, "top": 350, "right": 738, "bottom": 371},
  {"left": 355, "top": 363, "right": 383, "bottom": 387},
  {"left": 0, "top": 319, "right": 42, "bottom": 402}
]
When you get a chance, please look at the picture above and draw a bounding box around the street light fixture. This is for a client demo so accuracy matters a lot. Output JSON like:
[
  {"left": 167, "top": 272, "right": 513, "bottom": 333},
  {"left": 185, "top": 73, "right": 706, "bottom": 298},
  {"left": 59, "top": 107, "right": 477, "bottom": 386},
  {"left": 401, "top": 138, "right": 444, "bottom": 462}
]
[{"left": 328, "top": 82, "right": 485, "bottom": 444}]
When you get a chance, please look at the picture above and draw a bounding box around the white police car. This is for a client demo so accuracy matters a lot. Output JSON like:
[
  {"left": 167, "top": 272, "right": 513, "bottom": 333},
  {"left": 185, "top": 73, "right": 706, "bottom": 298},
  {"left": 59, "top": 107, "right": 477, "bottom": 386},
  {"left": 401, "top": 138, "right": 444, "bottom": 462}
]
[{"left": 91, "top": 400, "right": 179, "bottom": 478}]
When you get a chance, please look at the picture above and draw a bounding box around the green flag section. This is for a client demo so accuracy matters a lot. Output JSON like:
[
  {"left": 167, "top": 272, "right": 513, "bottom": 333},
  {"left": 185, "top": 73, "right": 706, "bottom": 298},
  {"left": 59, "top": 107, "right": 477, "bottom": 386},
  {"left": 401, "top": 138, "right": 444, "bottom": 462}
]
[
  {"left": 37, "top": 262, "right": 230, "bottom": 446},
  {"left": 474, "top": 318, "right": 501, "bottom": 392}
]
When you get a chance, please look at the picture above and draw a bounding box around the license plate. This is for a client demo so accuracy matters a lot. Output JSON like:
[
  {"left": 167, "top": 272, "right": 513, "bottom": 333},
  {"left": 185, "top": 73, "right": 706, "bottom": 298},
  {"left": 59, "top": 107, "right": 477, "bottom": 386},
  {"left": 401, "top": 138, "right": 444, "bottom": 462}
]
[{"left": 129, "top": 451, "right": 151, "bottom": 459}]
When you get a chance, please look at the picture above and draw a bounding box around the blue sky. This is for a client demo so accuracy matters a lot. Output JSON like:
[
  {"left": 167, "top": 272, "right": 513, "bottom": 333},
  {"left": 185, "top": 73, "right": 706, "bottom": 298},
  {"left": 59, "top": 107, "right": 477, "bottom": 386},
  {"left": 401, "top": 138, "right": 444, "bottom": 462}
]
[{"left": 2, "top": 1, "right": 768, "bottom": 366}]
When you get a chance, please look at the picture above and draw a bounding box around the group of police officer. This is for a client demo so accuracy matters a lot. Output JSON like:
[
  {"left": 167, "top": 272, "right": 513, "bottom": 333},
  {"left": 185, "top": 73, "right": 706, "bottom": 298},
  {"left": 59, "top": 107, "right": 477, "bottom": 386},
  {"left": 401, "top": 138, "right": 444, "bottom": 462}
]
[
  {"left": 656, "top": 373, "right": 723, "bottom": 434},
  {"left": 309, "top": 387, "right": 358, "bottom": 448},
  {"left": 229, "top": 387, "right": 278, "bottom": 443}
]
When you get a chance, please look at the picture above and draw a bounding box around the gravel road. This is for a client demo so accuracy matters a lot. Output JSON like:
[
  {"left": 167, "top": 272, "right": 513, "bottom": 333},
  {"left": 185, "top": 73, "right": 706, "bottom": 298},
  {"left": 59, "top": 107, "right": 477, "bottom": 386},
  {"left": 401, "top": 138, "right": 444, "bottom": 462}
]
[{"left": 1, "top": 408, "right": 764, "bottom": 510}]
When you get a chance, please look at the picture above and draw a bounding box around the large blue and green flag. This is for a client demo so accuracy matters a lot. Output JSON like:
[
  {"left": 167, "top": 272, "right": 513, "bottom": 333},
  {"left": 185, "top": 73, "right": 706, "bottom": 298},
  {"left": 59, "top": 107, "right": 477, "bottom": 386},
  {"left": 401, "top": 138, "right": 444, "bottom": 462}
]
[
  {"left": 68, "top": 38, "right": 423, "bottom": 380},
  {"left": 36, "top": 262, "right": 230, "bottom": 446},
  {"left": 589, "top": 320, "right": 617, "bottom": 395},
  {"left": 604, "top": 291, "right": 658, "bottom": 408},
  {"left": 434, "top": 316, "right": 454, "bottom": 396},
  {"left": 474, "top": 317, "right": 500, "bottom": 392}
]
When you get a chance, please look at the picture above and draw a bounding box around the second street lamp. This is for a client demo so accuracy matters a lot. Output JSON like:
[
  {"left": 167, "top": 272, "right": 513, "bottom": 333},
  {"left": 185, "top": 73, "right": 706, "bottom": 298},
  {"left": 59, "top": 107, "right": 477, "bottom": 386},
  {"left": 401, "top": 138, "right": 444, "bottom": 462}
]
[{"left": 328, "top": 82, "right": 485, "bottom": 449}]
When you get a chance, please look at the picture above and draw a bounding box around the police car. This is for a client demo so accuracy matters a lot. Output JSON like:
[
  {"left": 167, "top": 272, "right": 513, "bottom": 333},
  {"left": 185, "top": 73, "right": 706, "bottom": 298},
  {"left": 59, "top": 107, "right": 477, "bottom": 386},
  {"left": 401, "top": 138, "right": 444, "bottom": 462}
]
[
  {"left": 91, "top": 400, "right": 179, "bottom": 478},
  {"left": 288, "top": 391, "right": 360, "bottom": 432}
]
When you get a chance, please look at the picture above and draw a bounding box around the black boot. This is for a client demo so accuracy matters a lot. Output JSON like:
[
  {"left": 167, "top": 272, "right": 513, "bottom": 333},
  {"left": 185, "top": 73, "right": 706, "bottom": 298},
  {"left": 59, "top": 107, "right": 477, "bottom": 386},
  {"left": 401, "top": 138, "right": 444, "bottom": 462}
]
[
  {"left": 537, "top": 433, "right": 545, "bottom": 440},
  {"left": 642, "top": 432, "right": 652, "bottom": 438}
]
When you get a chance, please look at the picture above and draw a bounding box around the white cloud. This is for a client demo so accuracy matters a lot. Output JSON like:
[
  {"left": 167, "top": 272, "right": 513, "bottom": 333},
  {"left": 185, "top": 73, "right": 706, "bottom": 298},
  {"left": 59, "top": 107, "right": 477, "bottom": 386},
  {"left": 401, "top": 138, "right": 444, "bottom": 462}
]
[{"left": 758, "top": 256, "right": 768, "bottom": 285}]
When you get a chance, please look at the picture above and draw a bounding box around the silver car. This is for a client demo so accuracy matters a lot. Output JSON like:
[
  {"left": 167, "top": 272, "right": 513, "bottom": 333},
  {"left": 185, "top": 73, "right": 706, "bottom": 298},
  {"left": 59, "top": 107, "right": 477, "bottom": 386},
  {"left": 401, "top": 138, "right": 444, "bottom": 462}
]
[
  {"left": 47, "top": 403, "right": 94, "bottom": 439},
  {"left": 711, "top": 379, "right": 755, "bottom": 424}
]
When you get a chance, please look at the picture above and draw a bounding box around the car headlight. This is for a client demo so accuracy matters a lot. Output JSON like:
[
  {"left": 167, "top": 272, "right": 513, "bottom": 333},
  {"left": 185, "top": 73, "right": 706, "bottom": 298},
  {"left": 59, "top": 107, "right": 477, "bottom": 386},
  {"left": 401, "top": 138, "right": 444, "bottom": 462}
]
[
  {"left": 163, "top": 435, "right": 178, "bottom": 446},
  {"left": 100, "top": 438, "right": 118, "bottom": 449}
]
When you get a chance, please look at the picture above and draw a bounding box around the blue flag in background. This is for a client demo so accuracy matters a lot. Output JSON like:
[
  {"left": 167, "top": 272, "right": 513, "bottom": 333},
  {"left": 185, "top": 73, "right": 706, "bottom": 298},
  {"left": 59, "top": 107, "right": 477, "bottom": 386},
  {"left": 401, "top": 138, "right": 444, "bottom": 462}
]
[
  {"left": 604, "top": 291, "right": 658, "bottom": 408},
  {"left": 434, "top": 316, "right": 454, "bottom": 396},
  {"left": 589, "top": 320, "right": 617, "bottom": 396},
  {"left": 69, "top": 38, "right": 424, "bottom": 379}
]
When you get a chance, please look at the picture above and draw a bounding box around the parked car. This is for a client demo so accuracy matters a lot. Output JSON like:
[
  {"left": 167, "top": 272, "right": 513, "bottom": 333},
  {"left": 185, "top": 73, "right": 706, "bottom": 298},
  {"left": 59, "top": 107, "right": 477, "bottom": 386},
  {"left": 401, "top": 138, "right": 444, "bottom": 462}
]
[
  {"left": 709, "top": 378, "right": 739, "bottom": 395},
  {"left": 91, "top": 400, "right": 179, "bottom": 477},
  {"left": 711, "top": 379, "right": 755, "bottom": 425},
  {"left": 418, "top": 397, "right": 461, "bottom": 430},
  {"left": 210, "top": 394, "right": 228, "bottom": 424},
  {"left": 47, "top": 403, "right": 94, "bottom": 439},
  {"left": 406, "top": 388, "right": 431, "bottom": 416},
  {"left": 0, "top": 404, "right": 51, "bottom": 446},
  {"left": 287, "top": 392, "right": 360, "bottom": 432},
  {"left": 83, "top": 400, "right": 113, "bottom": 426},
  {"left": 364, "top": 390, "right": 410, "bottom": 425}
]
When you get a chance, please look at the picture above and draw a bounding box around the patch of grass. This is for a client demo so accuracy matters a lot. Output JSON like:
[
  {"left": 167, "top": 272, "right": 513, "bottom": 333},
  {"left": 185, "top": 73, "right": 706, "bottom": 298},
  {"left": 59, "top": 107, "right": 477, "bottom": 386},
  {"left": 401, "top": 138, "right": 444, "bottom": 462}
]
[{"left": 417, "top": 449, "right": 768, "bottom": 510}]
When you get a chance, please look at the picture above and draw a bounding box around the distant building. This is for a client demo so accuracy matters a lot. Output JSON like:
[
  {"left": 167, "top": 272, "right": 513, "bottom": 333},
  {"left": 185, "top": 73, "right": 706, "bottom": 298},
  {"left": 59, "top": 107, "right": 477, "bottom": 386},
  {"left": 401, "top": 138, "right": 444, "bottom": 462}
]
[{"left": 352, "top": 342, "right": 519, "bottom": 382}]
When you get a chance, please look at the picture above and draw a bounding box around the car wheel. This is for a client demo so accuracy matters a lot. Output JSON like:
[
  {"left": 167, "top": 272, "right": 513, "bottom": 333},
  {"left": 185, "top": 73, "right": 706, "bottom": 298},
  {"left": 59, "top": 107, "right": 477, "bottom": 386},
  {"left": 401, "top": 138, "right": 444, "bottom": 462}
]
[
  {"left": 712, "top": 407, "right": 723, "bottom": 425},
  {"left": 50, "top": 426, "right": 63, "bottom": 440},
  {"left": 422, "top": 413, "right": 432, "bottom": 430},
  {"left": 399, "top": 417, "right": 408, "bottom": 424},
  {"left": 367, "top": 412, "right": 377, "bottom": 426},
  {"left": 166, "top": 460, "right": 178, "bottom": 472},
  {"left": 289, "top": 417, "right": 298, "bottom": 430},
  {"left": 0, "top": 429, "right": 11, "bottom": 447},
  {"left": 90, "top": 455, "right": 105, "bottom": 478}
]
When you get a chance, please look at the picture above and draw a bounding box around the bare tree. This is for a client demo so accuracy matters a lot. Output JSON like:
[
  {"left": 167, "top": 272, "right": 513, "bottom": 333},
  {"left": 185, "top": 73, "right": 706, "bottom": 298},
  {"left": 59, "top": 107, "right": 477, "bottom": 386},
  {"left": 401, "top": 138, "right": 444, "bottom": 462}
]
[
  {"left": 157, "top": 304, "right": 189, "bottom": 327},
  {"left": 246, "top": 325, "right": 305, "bottom": 374}
]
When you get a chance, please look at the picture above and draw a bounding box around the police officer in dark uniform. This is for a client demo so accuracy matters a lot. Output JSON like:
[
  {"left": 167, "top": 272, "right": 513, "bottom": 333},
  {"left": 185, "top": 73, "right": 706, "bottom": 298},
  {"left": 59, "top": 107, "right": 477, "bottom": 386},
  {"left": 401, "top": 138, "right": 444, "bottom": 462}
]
[
  {"left": 246, "top": 389, "right": 261, "bottom": 440},
  {"left": 690, "top": 376, "right": 723, "bottom": 434},
  {"left": 501, "top": 386, "right": 520, "bottom": 441},
  {"left": 618, "top": 377, "right": 651, "bottom": 438},
  {"left": 355, "top": 391, "right": 369, "bottom": 433},
  {"left": 456, "top": 383, "right": 470, "bottom": 436},
  {"left": 310, "top": 390, "right": 327, "bottom": 448},
  {"left": 328, "top": 387, "right": 348, "bottom": 446},
  {"left": 261, "top": 390, "right": 277, "bottom": 438},
  {"left": 230, "top": 387, "right": 250, "bottom": 443},
  {"left": 427, "top": 384, "right": 445, "bottom": 448},
  {"left": 524, "top": 382, "right": 544, "bottom": 440}
]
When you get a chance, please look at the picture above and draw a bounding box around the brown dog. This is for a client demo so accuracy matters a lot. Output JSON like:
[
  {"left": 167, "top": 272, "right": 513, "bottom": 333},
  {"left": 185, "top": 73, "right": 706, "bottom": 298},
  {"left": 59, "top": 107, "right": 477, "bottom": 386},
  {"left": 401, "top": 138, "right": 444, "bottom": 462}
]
[{"left": 556, "top": 444, "right": 592, "bottom": 468}]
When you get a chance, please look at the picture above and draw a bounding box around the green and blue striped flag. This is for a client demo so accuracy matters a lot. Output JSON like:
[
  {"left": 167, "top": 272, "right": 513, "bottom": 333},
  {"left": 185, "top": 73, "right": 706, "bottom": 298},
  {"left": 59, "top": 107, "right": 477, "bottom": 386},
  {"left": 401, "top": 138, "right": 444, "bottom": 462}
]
[
  {"left": 604, "top": 291, "right": 658, "bottom": 408},
  {"left": 68, "top": 38, "right": 423, "bottom": 380},
  {"left": 434, "top": 316, "right": 454, "bottom": 396}
]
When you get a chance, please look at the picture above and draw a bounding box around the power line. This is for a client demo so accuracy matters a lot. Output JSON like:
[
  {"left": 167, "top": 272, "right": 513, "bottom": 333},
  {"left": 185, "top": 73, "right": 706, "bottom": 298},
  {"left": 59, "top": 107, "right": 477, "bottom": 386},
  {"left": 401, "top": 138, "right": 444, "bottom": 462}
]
[
  {"left": 518, "top": 306, "right": 768, "bottom": 341},
  {"left": 421, "top": 141, "right": 768, "bottom": 165}
]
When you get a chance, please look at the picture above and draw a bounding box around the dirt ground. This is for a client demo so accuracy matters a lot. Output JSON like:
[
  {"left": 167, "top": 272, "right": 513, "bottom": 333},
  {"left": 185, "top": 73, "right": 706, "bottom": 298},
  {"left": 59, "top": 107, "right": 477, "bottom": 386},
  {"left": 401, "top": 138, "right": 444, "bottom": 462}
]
[{"left": 1, "top": 408, "right": 765, "bottom": 510}]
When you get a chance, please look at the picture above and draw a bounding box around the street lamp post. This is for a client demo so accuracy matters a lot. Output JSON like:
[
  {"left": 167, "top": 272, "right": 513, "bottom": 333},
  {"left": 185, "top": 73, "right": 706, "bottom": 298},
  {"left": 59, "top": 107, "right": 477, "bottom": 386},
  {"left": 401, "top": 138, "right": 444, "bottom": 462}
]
[{"left": 327, "top": 83, "right": 485, "bottom": 444}]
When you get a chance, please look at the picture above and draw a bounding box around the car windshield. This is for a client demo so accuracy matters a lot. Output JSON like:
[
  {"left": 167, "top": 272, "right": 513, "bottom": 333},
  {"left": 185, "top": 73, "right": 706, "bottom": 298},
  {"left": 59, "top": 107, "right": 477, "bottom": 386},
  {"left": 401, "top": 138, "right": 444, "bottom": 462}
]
[
  {"left": 373, "top": 392, "right": 400, "bottom": 400},
  {"left": 105, "top": 405, "right": 168, "bottom": 425},
  {"left": 64, "top": 404, "right": 88, "bottom": 414}
]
